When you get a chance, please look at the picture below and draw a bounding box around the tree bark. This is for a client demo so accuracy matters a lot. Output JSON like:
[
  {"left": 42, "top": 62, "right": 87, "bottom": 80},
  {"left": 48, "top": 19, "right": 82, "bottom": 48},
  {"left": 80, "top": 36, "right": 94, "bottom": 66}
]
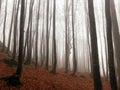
[
  {"left": 45, "top": 0, "right": 50, "bottom": 70},
  {"left": 51, "top": 0, "right": 57, "bottom": 74},
  {"left": 71, "top": 0, "right": 77, "bottom": 75},
  {"left": 88, "top": 0, "right": 103, "bottom": 89},
  {"left": 35, "top": 0, "right": 41, "bottom": 68},
  {"left": 12, "top": 0, "right": 20, "bottom": 60},
  {"left": 109, "top": 0, "right": 120, "bottom": 90}
]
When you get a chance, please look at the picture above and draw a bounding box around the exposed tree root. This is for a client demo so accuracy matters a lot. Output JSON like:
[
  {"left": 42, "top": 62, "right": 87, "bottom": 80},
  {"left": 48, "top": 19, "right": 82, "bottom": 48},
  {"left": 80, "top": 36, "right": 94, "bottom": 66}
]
[{"left": 0, "top": 74, "right": 23, "bottom": 87}]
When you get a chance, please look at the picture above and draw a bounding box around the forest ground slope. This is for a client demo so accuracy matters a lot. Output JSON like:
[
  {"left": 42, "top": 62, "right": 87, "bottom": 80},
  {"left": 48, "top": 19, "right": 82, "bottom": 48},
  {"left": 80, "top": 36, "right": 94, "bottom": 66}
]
[{"left": 0, "top": 53, "right": 111, "bottom": 90}]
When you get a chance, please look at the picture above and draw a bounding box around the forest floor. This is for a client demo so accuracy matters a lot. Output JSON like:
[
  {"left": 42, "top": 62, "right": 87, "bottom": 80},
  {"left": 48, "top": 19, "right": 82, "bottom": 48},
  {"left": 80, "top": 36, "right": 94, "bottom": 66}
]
[{"left": 0, "top": 53, "right": 111, "bottom": 90}]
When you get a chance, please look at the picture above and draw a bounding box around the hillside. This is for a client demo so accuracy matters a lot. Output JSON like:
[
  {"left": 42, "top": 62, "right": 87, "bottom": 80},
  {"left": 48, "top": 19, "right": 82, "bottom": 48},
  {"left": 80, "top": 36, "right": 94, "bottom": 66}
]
[{"left": 0, "top": 53, "right": 111, "bottom": 90}]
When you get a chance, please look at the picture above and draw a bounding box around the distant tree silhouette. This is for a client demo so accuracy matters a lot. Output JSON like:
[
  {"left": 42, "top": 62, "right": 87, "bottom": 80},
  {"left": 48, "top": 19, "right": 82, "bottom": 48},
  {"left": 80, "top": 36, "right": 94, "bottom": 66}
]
[
  {"left": 25, "top": 0, "right": 34, "bottom": 65},
  {"left": 50, "top": 0, "right": 57, "bottom": 74},
  {"left": 2, "top": 0, "right": 7, "bottom": 52},
  {"left": 35, "top": 0, "right": 41, "bottom": 68},
  {"left": 64, "top": 0, "right": 69, "bottom": 73},
  {"left": 45, "top": 0, "right": 50, "bottom": 70},
  {"left": 12, "top": 0, "right": 20, "bottom": 60},
  {"left": 71, "top": 0, "right": 77, "bottom": 75}
]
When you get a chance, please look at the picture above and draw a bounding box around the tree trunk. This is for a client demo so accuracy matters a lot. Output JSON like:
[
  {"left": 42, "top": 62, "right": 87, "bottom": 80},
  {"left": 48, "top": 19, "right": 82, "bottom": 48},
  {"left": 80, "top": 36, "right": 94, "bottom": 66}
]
[
  {"left": 65, "top": 0, "right": 69, "bottom": 73},
  {"left": 15, "top": 0, "right": 25, "bottom": 76},
  {"left": 45, "top": 0, "right": 50, "bottom": 70},
  {"left": 12, "top": 0, "right": 20, "bottom": 60},
  {"left": 109, "top": 0, "right": 120, "bottom": 90},
  {"left": 25, "top": 0, "right": 34, "bottom": 65},
  {"left": 1, "top": 0, "right": 26, "bottom": 87},
  {"left": 51, "top": 0, "right": 57, "bottom": 74},
  {"left": 88, "top": 0, "right": 103, "bottom": 89},
  {"left": 71, "top": 0, "right": 77, "bottom": 75},
  {"left": 2, "top": 0, "right": 7, "bottom": 52}
]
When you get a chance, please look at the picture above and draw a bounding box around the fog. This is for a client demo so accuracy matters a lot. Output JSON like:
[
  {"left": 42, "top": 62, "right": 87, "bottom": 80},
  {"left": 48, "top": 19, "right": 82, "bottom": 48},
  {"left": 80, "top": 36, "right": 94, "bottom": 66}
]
[{"left": 0, "top": 0, "right": 120, "bottom": 75}]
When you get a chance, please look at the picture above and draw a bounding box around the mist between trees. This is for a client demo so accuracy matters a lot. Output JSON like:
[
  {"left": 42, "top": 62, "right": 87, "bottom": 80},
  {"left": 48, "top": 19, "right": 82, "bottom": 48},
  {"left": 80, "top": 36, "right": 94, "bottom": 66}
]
[{"left": 0, "top": 0, "right": 120, "bottom": 89}]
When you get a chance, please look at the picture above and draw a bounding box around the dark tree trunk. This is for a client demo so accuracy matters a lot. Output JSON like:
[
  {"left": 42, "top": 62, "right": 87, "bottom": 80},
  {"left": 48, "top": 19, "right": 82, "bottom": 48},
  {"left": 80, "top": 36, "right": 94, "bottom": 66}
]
[
  {"left": 12, "top": 0, "right": 20, "bottom": 60},
  {"left": 105, "top": 0, "right": 118, "bottom": 89},
  {"left": 45, "top": 0, "right": 50, "bottom": 70},
  {"left": 2, "top": 0, "right": 7, "bottom": 52},
  {"left": 65, "top": 0, "right": 69, "bottom": 73},
  {"left": 22, "top": 0, "right": 28, "bottom": 61},
  {"left": 25, "top": 0, "right": 34, "bottom": 65},
  {"left": 71, "top": 0, "right": 77, "bottom": 75},
  {"left": 0, "top": 0, "right": 2, "bottom": 12},
  {"left": 111, "top": 0, "right": 120, "bottom": 89},
  {"left": 15, "top": 0, "right": 25, "bottom": 77},
  {"left": 51, "top": 0, "right": 57, "bottom": 74},
  {"left": 88, "top": 0, "right": 103, "bottom": 90},
  {"left": 0, "top": 0, "right": 25, "bottom": 87}
]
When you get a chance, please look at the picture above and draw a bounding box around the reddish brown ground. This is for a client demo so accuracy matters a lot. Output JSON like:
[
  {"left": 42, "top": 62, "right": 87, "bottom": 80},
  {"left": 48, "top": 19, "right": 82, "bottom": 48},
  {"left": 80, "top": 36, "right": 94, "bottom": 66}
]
[{"left": 0, "top": 53, "right": 111, "bottom": 90}]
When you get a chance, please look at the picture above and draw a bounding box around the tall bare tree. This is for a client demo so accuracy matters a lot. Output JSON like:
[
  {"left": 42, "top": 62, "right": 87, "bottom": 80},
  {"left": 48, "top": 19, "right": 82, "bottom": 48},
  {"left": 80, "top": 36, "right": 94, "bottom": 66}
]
[
  {"left": 2, "top": 0, "right": 8, "bottom": 52},
  {"left": 12, "top": 0, "right": 20, "bottom": 60},
  {"left": 105, "top": 0, "right": 118, "bottom": 89},
  {"left": 84, "top": 1, "right": 92, "bottom": 73},
  {"left": 25, "top": 0, "right": 34, "bottom": 65},
  {"left": 64, "top": 0, "right": 69, "bottom": 73},
  {"left": 10, "top": 0, "right": 25, "bottom": 86},
  {"left": 15, "top": 0, "right": 25, "bottom": 78},
  {"left": 88, "top": 0, "right": 103, "bottom": 89},
  {"left": 111, "top": 0, "right": 120, "bottom": 88},
  {"left": 71, "top": 0, "right": 77, "bottom": 75},
  {"left": 40, "top": 2, "right": 45, "bottom": 66},
  {"left": 51, "top": 0, "right": 57, "bottom": 74},
  {"left": 45, "top": 0, "right": 50, "bottom": 70},
  {"left": 0, "top": 0, "right": 25, "bottom": 86},
  {"left": 35, "top": 0, "right": 41, "bottom": 68}
]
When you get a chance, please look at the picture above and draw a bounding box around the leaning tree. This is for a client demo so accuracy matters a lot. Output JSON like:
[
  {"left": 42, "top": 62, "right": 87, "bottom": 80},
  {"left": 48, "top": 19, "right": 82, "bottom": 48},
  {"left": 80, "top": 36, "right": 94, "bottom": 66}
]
[{"left": 0, "top": 0, "right": 25, "bottom": 86}]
